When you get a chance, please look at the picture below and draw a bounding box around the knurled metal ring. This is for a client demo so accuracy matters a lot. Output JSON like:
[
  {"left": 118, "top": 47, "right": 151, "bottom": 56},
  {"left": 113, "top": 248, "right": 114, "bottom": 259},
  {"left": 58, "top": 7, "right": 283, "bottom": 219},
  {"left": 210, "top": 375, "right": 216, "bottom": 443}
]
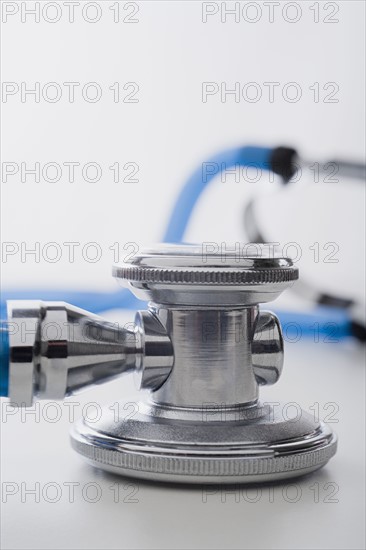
[
  {"left": 71, "top": 423, "right": 337, "bottom": 484},
  {"left": 113, "top": 266, "right": 299, "bottom": 285}
]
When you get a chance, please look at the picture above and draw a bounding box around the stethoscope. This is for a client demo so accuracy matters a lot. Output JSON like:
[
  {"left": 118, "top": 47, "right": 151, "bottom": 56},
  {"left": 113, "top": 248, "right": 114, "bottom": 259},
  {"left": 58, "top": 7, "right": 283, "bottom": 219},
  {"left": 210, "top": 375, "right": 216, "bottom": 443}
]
[
  {"left": 1, "top": 144, "right": 365, "bottom": 342},
  {"left": 0, "top": 143, "right": 363, "bottom": 483}
]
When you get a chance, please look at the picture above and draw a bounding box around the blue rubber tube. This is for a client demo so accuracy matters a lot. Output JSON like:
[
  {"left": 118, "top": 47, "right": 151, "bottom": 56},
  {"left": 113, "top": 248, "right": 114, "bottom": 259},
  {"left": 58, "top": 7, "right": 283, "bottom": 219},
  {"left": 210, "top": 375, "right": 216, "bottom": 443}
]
[
  {"left": 275, "top": 307, "right": 352, "bottom": 342},
  {"left": 163, "top": 146, "right": 273, "bottom": 243}
]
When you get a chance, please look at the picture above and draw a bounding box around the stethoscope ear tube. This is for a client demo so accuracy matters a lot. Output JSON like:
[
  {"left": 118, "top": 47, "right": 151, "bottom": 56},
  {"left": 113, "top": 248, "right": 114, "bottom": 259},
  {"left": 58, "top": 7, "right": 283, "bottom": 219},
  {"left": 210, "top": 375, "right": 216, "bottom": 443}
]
[{"left": 243, "top": 199, "right": 366, "bottom": 342}]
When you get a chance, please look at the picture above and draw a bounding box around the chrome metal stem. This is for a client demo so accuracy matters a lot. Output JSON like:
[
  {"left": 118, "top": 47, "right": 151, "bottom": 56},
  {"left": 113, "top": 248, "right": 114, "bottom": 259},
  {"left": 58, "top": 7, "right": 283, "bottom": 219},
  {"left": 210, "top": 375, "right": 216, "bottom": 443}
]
[{"left": 151, "top": 306, "right": 259, "bottom": 408}]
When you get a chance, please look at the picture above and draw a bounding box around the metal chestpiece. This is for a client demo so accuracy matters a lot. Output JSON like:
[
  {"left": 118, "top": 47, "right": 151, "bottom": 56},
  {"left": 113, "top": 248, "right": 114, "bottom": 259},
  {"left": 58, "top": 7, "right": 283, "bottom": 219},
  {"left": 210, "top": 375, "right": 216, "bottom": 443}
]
[{"left": 7, "top": 244, "right": 337, "bottom": 484}]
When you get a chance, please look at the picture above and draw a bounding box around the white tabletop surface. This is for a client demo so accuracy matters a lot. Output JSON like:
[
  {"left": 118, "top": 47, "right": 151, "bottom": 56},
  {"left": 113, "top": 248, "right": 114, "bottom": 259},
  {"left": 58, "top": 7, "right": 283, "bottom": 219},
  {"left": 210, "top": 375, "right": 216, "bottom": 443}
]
[{"left": 1, "top": 314, "right": 365, "bottom": 550}]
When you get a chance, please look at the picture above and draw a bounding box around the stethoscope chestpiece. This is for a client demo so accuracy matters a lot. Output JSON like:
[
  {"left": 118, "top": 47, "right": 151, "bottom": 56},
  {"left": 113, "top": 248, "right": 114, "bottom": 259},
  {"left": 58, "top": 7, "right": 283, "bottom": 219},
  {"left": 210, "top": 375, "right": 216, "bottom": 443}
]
[{"left": 70, "top": 243, "right": 337, "bottom": 484}]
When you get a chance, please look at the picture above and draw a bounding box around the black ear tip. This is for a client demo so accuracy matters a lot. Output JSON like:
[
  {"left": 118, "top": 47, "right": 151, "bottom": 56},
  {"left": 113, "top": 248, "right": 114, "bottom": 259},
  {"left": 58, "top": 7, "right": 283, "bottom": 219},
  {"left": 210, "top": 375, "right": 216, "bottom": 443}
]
[
  {"left": 350, "top": 321, "right": 366, "bottom": 342},
  {"left": 270, "top": 146, "right": 298, "bottom": 183}
]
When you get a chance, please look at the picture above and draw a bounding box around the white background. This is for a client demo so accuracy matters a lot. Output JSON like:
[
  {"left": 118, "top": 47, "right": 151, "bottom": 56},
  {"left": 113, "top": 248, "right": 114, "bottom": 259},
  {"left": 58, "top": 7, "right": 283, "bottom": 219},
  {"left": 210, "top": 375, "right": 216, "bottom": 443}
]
[
  {"left": 1, "top": 1, "right": 365, "bottom": 549},
  {"left": 1, "top": 0, "right": 365, "bottom": 297}
]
